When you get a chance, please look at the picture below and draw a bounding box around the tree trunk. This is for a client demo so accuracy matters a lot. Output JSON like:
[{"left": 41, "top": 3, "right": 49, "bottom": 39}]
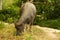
[{"left": 0, "top": 0, "right": 2, "bottom": 10}]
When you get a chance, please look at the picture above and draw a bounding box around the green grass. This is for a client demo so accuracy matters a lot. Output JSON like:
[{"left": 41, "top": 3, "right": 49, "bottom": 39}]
[
  {"left": 0, "top": 22, "right": 5, "bottom": 29},
  {"left": 36, "top": 19, "right": 60, "bottom": 29}
]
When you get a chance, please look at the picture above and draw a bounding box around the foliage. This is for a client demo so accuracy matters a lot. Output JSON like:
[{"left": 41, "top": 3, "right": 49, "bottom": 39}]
[
  {"left": 0, "top": 0, "right": 20, "bottom": 23},
  {"left": 0, "top": 0, "right": 60, "bottom": 29},
  {"left": 35, "top": 19, "right": 60, "bottom": 29},
  {"left": 33, "top": 0, "right": 60, "bottom": 29}
]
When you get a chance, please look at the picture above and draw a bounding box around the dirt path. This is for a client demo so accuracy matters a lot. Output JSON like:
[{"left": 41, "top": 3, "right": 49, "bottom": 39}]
[{"left": 32, "top": 25, "right": 60, "bottom": 40}]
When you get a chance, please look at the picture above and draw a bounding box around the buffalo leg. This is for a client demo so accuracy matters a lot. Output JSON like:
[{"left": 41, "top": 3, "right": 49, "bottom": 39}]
[{"left": 29, "top": 18, "right": 34, "bottom": 32}]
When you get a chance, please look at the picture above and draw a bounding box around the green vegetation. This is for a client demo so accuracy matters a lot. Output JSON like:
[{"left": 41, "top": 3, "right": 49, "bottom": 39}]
[
  {"left": 36, "top": 19, "right": 60, "bottom": 29},
  {"left": 0, "top": 22, "right": 5, "bottom": 29},
  {"left": 0, "top": 0, "right": 60, "bottom": 29}
]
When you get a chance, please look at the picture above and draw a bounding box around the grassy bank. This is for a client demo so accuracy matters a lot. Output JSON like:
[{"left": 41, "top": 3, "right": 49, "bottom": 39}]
[{"left": 34, "top": 19, "right": 60, "bottom": 30}]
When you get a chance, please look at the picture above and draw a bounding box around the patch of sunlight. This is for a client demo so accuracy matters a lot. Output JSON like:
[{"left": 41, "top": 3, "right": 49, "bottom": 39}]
[{"left": 48, "top": 0, "right": 52, "bottom": 3}]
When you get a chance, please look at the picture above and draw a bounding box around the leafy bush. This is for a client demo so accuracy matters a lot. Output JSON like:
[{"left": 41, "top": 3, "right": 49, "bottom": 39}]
[
  {"left": 0, "top": 0, "right": 20, "bottom": 23},
  {"left": 36, "top": 19, "right": 60, "bottom": 29}
]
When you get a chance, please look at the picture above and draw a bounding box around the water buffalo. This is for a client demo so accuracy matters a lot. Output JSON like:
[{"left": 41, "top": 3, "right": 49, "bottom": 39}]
[{"left": 15, "top": 1, "right": 36, "bottom": 35}]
